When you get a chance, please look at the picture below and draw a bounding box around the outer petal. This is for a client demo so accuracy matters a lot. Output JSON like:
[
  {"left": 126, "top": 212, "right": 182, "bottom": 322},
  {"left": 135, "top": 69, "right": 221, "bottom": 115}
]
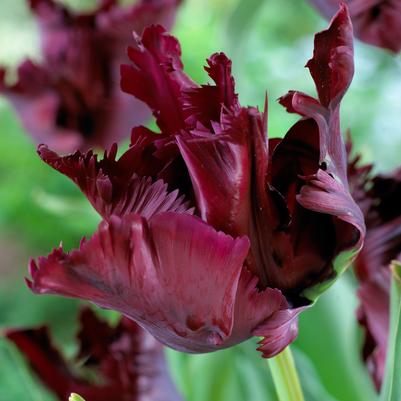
[
  {"left": 6, "top": 308, "right": 184, "bottom": 401},
  {"left": 264, "top": 5, "right": 364, "bottom": 301},
  {"left": 37, "top": 144, "right": 193, "bottom": 220},
  {"left": 232, "top": 269, "right": 299, "bottom": 357},
  {"left": 28, "top": 212, "right": 250, "bottom": 353},
  {"left": 305, "top": 2, "right": 354, "bottom": 109},
  {"left": 308, "top": 0, "right": 401, "bottom": 53},
  {"left": 269, "top": 119, "right": 340, "bottom": 297},
  {"left": 121, "top": 25, "right": 196, "bottom": 134}
]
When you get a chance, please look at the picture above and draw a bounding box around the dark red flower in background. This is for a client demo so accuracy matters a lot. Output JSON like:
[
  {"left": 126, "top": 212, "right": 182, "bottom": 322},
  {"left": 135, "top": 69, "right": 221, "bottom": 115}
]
[
  {"left": 0, "top": 0, "right": 181, "bottom": 152},
  {"left": 308, "top": 0, "right": 401, "bottom": 52},
  {"left": 5, "top": 308, "right": 183, "bottom": 401},
  {"left": 27, "top": 5, "right": 364, "bottom": 358},
  {"left": 348, "top": 147, "right": 401, "bottom": 391}
]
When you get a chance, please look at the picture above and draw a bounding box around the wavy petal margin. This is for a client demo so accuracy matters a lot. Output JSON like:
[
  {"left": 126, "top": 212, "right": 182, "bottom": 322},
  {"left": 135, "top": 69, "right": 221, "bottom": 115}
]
[
  {"left": 28, "top": 212, "right": 250, "bottom": 353},
  {"left": 37, "top": 144, "right": 193, "bottom": 220}
]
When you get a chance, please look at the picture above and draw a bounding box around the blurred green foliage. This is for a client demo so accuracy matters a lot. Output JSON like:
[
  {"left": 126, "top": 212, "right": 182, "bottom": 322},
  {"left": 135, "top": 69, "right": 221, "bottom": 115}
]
[{"left": 0, "top": 0, "right": 400, "bottom": 400}]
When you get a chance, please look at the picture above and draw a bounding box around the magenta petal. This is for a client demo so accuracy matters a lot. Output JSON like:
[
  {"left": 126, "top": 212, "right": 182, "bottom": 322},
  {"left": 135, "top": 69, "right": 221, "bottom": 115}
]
[
  {"left": 121, "top": 25, "right": 196, "bottom": 134},
  {"left": 37, "top": 144, "right": 192, "bottom": 220},
  {"left": 29, "top": 212, "right": 250, "bottom": 353}
]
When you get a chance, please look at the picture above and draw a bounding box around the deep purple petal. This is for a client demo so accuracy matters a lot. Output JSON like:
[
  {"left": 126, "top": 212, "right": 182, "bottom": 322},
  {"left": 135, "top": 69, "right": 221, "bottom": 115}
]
[
  {"left": 182, "top": 52, "right": 239, "bottom": 128},
  {"left": 121, "top": 25, "right": 196, "bottom": 134},
  {"left": 37, "top": 144, "right": 193, "bottom": 220},
  {"left": 232, "top": 269, "right": 298, "bottom": 357},
  {"left": 277, "top": 5, "right": 364, "bottom": 254},
  {"left": 305, "top": 3, "right": 354, "bottom": 108},
  {"left": 254, "top": 308, "right": 302, "bottom": 358},
  {"left": 297, "top": 169, "right": 364, "bottom": 247},
  {"left": 29, "top": 212, "right": 250, "bottom": 353},
  {"left": 176, "top": 108, "right": 256, "bottom": 236},
  {"left": 176, "top": 107, "right": 292, "bottom": 291}
]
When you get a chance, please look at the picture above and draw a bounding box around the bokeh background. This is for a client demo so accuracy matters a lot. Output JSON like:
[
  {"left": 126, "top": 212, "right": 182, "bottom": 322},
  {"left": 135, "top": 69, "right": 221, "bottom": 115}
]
[{"left": 0, "top": 0, "right": 400, "bottom": 400}]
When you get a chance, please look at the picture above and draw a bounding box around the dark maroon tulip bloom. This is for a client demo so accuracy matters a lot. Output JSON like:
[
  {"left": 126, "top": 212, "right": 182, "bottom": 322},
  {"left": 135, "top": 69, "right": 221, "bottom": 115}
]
[
  {"left": 28, "top": 5, "right": 364, "bottom": 358},
  {"left": 308, "top": 0, "right": 401, "bottom": 52},
  {"left": 5, "top": 308, "right": 183, "bottom": 401},
  {"left": 0, "top": 0, "right": 181, "bottom": 152},
  {"left": 348, "top": 148, "right": 401, "bottom": 390}
]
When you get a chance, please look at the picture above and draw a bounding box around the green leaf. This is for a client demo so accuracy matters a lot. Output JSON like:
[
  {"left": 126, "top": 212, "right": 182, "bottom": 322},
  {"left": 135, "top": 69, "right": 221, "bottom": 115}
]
[{"left": 380, "top": 261, "right": 401, "bottom": 401}]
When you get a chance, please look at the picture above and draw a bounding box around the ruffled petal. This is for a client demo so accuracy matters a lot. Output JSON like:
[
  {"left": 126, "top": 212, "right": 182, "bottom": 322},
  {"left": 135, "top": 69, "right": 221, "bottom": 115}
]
[
  {"left": 121, "top": 25, "right": 196, "bottom": 133},
  {"left": 254, "top": 309, "right": 302, "bottom": 358},
  {"left": 265, "top": 5, "right": 364, "bottom": 301},
  {"left": 297, "top": 169, "right": 364, "bottom": 247},
  {"left": 6, "top": 308, "right": 183, "bottom": 401},
  {"left": 37, "top": 144, "right": 193, "bottom": 219},
  {"left": 278, "top": 5, "right": 364, "bottom": 246},
  {"left": 182, "top": 52, "right": 239, "bottom": 128},
  {"left": 232, "top": 269, "right": 299, "bottom": 357},
  {"left": 28, "top": 212, "right": 250, "bottom": 353}
]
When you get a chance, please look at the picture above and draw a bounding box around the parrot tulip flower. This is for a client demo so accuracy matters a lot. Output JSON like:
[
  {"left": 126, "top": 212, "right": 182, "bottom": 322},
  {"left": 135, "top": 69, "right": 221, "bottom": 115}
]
[
  {"left": 0, "top": 0, "right": 181, "bottom": 152},
  {"left": 5, "top": 308, "right": 183, "bottom": 401},
  {"left": 28, "top": 5, "right": 365, "bottom": 358},
  {"left": 308, "top": 0, "right": 401, "bottom": 52},
  {"left": 348, "top": 148, "right": 401, "bottom": 390}
]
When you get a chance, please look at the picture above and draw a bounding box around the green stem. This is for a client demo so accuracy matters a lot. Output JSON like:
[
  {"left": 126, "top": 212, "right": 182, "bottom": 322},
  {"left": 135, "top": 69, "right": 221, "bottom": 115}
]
[{"left": 268, "top": 346, "right": 305, "bottom": 401}]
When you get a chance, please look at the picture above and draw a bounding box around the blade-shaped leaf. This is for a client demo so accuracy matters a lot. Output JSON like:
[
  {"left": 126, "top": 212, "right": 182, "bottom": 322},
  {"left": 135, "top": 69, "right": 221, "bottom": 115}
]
[{"left": 380, "top": 261, "right": 401, "bottom": 401}]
